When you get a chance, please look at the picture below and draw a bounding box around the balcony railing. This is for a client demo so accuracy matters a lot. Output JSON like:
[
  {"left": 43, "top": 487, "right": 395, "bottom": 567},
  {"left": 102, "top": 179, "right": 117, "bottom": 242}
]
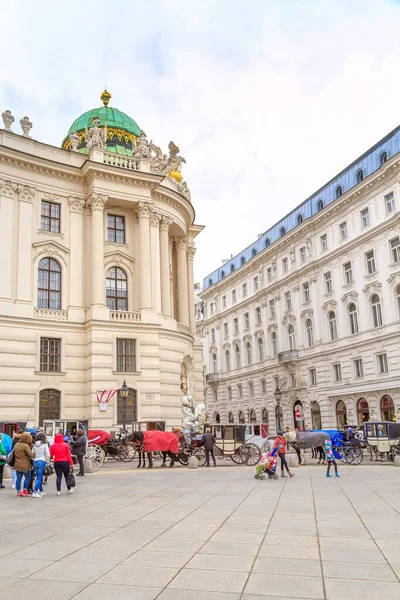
[
  {"left": 34, "top": 308, "right": 68, "bottom": 321},
  {"left": 278, "top": 349, "right": 299, "bottom": 362},
  {"left": 103, "top": 152, "right": 138, "bottom": 170},
  {"left": 206, "top": 373, "right": 220, "bottom": 382},
  {"left": 109, "top": 310, "right": 141, "bottom": 322}
]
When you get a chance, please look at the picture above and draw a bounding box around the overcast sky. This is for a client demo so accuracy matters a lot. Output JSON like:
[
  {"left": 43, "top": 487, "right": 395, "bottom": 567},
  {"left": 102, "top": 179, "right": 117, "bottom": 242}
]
[{"left": 1, "top": 0, "right": 400, "bottom": 282}]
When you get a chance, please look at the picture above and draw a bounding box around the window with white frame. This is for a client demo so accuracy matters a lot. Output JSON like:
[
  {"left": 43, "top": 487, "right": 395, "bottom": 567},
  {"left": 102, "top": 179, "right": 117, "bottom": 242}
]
[
  {"left": 244, "top": 312, "right": 250, "bottom": 329},
  {"left": 211, "top": 328, "right": 215, "bottom": 343},
  {"left": 255, "top": 306, "right": 262, "bottom": 325},
  {"left": 248, "top": 382, "right": 254, "bottom": 397},
  {"left": 309, "top": 368, "right": 317, "bottom": 386},
  {"left": 339, "top": 221, "right": 348, "bottom": 241},
  {"left": 285, "top": 290, "right": 292, "bottom": 311},
  {"left": 282, "top": 257, "right": 288, "bottom": 274},
  {"left": 377, "top": 353, "right": 388, "bottom": 374},
  {"left": 267, "top": 267, "right": 272, "bottom": 282},
  {"left": 41, "top": 200, "right": 61, "bottom": 233},
  {"left": 343, "top": 261, "right": 353, "bottom": 285},
  {"left": 246, "top": 341, "right": 252, "bottom": 365},
  {"left": 288, "top": 324, "right": 296, "bottom": 350},
  {"left": 320, "top": 233, "right": 328, "bottom": 252},
  {"left": 232, "top": 289, "right": 236, "bottom": 303},
  {"left": 305, "top": 319, "right": 314, "bottom": 347},
  {"left": 227, "top": 386, "right": 232, "bottom": 400},
  {"left": 210, "top": 303, "right": 214, "bottom": 315},
  {"left": 328, "top": 311, "right": 338, "bottom": 340},
  {"left": 254, "top": 276, "right": 260, "bottom": 291},
  {"left": 261, "top": 379, "right": 267, "bottom": 394},
  {"left": 238, "top": 383, "right": 243, "bottom": 398},
  {"left": 222, "top": 295, "right": 227, "bottom": 308},
  {"left": 235, "top": 344, "right": 241, "bottom": 368},
  {"left": 385, "top": 192, "right": 395, "bottom": 214},
  {"left": 269, "top": 299, "right": 275, "bottom": 318},
  {"left": 370, "top": 294, "right": 383, "bottom": 328},
  {"left": 225, "top": 350, "right": 231, "bottom": 371},
  {"left": 333, "top": 362, "right": 342, "bottom": 382},
  {"left": 223, "top": 322, "right": 228, "bottom": 338},
  {"left": 348, "top": 303, "right": 359, "bottom": 334},
  {"left": 212, "top": 352, "right": 217, "bottom": 373},
  {"left": 324, "top": 270, "right": 333, "bottom": 293},
  {"left": 390, "top": 237, "right": 400, "bottom": 263},
  {"left": 302, "top": 281, "right": 310, "bottom": 303},
  {"left": 233, "top": 317, "right": 239, "bottom": 334},
  {"left": 242, "top": 283, "right": 248, "bottom": 298},
  {"left": 300, "top": 246, "right": 306, "bottom": 263},
  {"left": 116, "top": 339, "right": 136, "bottom": 372},
  {"left": 361, "top": 207, "right": 370, "bottom": 228},
  {"left": 365, "top": 250, "right": 376, "bottom": 275},
  {"left": 271, "top": 332, "right": 278, "bottom": 357},
  {"left": 258, "top": 337, "right": 264, "bottom": 362},
  {"left": 353, "top": 358, "right": 364, "bottom": 378}
]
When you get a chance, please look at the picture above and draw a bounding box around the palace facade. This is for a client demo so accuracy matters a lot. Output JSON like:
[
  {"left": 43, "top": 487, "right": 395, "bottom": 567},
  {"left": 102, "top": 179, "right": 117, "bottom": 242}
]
[
  {"left": 0, "top": 92, "right": 203, "bottom": 429},
  {"left": 199, "top": 126, "right": 400, "bottom": 433}
]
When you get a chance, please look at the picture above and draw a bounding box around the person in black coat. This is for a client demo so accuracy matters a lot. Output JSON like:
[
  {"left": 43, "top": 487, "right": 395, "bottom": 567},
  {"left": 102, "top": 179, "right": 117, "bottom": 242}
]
[
  {"left": 201, "top": 427, "right": 216, "bottom": 467},
  {"left": 70, "top": 429, "right": 86, "bottom": 476}
]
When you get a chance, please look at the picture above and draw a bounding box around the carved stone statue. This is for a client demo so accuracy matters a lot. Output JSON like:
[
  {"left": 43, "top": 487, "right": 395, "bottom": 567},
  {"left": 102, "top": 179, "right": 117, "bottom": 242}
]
[
  {"left": 2, "top": 110, "right": 14, "bottom": 131},
  {"left": 133, "top": 130, "right": 151, "bottom": 159},
  {"left": 85, "top": 116, "right": 107, "bottom": 150},
  {"left": 305, "top": 237, "right": 312, "bottom": 258},
  {"left": 20, "top": 116, "right": 32, "bottom": 137},
  {"left": 178, "top": 180, "right": 191, "bottom": 201},
  {"left": 69, "top": 131, "right": 80, "bottom": 152},
  {"left": 289, "top": 249, "right": 295, "bottom": 268},
  {"left": 167, "top": 140, "right": 186, "bottom": 174}
]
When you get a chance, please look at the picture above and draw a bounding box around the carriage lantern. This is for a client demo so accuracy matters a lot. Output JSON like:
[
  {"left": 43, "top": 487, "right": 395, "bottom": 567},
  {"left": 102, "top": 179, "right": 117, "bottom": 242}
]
[{"left": 119, "top": 380, "right": 129, "bottom": 431}]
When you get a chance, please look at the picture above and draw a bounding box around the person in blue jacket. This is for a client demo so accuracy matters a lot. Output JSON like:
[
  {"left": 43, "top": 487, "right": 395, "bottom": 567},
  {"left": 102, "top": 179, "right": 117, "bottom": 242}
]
[{"left": 325, "top": 439, "right": 340, "bottom": 478}]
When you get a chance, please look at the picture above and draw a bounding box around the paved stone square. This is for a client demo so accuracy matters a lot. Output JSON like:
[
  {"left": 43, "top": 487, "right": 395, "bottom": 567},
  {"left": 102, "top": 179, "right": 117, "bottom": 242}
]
[{"left": 1, "top": 464, "right": 400, "bottom": 599}]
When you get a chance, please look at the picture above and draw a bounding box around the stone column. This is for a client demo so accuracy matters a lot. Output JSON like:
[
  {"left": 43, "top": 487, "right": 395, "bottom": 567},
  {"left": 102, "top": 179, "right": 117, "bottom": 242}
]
[
  {"left": 150, "top": 210, "right": 161, "bottom": 313},
  {"left": 176, "top": 237, "right": 190, "bottom": 327},
  {"left": 136, "top": 202, "right": 152, "bottom": 310},
  {"left": 187, "top": 244, "right": 196, "bottom": 332},
  {"left": 68, "top": 197, "right": 85, "bottom": 317},
  {"left": 87, "top": 193, "right": 107, "bottom": 306},
  {"left": 0, "top": 180, "right": 17, "bottom": 300},
  {"left": 160, "top": 216, "right": 172, "bottom": 317},
  {"left": 17, "top": 185, "right": 35, "bottom": 303}
]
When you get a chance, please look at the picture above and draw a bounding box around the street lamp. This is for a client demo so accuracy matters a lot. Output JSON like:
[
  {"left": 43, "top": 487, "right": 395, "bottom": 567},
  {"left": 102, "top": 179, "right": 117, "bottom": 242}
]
[
  {"left": 274, "top": 386, "right": 283, "bottom": 432},
  {"left": 119, "top": 380, "right": 129, "bottom": 431}
]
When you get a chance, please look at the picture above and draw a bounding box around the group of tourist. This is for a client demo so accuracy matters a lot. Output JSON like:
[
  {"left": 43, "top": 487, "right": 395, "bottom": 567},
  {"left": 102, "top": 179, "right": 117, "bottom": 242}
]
[{"left": 0, "top": 427, "right": 87, "bottom": 497}]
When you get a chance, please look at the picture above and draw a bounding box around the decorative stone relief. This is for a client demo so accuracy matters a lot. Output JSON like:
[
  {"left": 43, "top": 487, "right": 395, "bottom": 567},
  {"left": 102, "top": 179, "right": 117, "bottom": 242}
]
[
  {"left": 69, "top": 132, "right": 80, "bottom": 152},
  {"left": 300, "top": 308, "right": 313, "bottom": 320},
  {"left": 32, "top": 240, "right": 69, "bottom": 266},
  {"left": 362, "top": 280, "right": 382, "bottom": 297},
  {"left": 305, "top": 237, "right": 312, "bottom": 258},
  {"left": 160, "top": 215, "right": 172, "bottom": 232},
  {"left": 267, "top": 323, "right": 277, "bottom": 333},
  {"left": 176, "top": 237, "right": 188, "bottom": 251},
  {"left": 132, "top": 130, "right": 151, "bottom": 159},
  {"left": 104, "top": 250, "right": 135, "bottom": 275},
  {"left": 2, "top": 109, "right": 14, "bottom": 131},
  {"left": 68, "top": 197, "right": 85, "bottom": 213},
  {"left": 87, "top": 193, "right": 108, "bottom": 211},
  {"left": 18, "top": 184, "right": 35, "bottom": 202},
  {"left": 282, "top": 313, "right": 296, "bottom": 326},
  {"left": 0, "top": 179, "right": 17, "bottom": 198},
  {"left": 85, "top": 116, "right": 106, "bottom": 150},
  {"left": 150, "top": 210, "right": 161, "bottom": 227},
  {"left": 20, "top": 116, "right": 32, "bottom": 137},
  {"left": 136, "top": 201, "right": 152, "bottom": 219},
  {"left": 187, "top": 246, "right": 196, "bottom": 260},
  {"left": 322, "top": 299, "right": 337, "bottom": 312},
  {"left": 254, "top": 329, "right": 264, "bottom": 338},
  {"left": 341, "top": 291, "right": 358, "bottom": 306}
]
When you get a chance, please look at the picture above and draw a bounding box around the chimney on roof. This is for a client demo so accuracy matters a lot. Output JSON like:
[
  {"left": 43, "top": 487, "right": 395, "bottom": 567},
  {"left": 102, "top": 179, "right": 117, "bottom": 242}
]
[{"left": 221, "top": 259, "right": 229, "bottom": 265}]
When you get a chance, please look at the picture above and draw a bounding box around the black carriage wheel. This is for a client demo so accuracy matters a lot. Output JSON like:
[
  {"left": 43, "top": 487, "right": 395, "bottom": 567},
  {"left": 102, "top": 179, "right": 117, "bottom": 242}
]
[
  {"left": 241, "top": 443, "right": 261, "bottom": 466},
  {"left": 177, "top": 451, "right": 189, "bottom": 466},
  {"left": 350, "top": 447, "right": 364, "bottom": 465},
  {"left": 192, "top": 447, "right": 207, "bottom": 467},
  {"left": 119, "top": 443, "right": 136, "bottom": 462},
  {"left": 231, "top": 450, "right": 244, "bottom": 464}
]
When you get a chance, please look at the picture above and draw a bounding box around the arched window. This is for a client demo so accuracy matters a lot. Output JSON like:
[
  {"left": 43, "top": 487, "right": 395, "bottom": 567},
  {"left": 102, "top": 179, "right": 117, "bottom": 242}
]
[
  {"left": 328, "top": 311, "right": 338, "bottom": 340},
  {"left": 225, "top": 350, "right": 231, "bottom": 371},
  {"left": 271, "top": 331, "right": 278, "bottom": 357},
  {"left": 317, "top": 199, "right": 324, "bottom": 212},
  {"left": 348, "top": 303, "right": 359, "bottom": 335},
  {"left": 297, "top": 214, "right": 303, "bottom": 225},
  {"left": 212, "top": 353, "right": 217, "bottom": 373},
  {"left": 208, "top": 278, "right": 212, "bottom": 287},
  {"left": 265, "top": 238, "right": 270, "bottom": 248},
  {"left": 250, "top": 409, "right": 257, "bottom": 423},
  {"left": 117, "top": 388, "right": 137, "bottom": 425},
  {"left": 214, "top": 412, "right": 221, "bottom": 424},
  {"left": 305, "top": 319, "right": 314, "bottom": 347},
  {"left": 106, "top": 267, "right": 127, "bottom": 311},
  {"left": 380, "top": 151, "right": 388, "bottom": 165},
  {"left": 280, "top": 226, "right": 286, "bottom": 237},
  {"left": 239, "top": 411, "right": 245, "bottom": 424},
  {"left": 311, "top": 401, "right": 321, "bottom": 430},
  {"left": 357, "top": 398, "right": 369, "bottom": 425},
  {"left": 336, "top": 185, "right": 343, "bottom": 198},
  {"left": 246, "top": 342, "right": 252, "bottom": 365},
  {"left": 235, "top": 344, "right": 241, "bottom": 368},
  {"left": 252, "top": 248, "right": 257, "bottom": 257},
  {"left": 288, "top": 324, "right": 296, "bottom": 350},
  {"left": 293, "top": 400, "right": 303, "bottom": 428},
  {"left": 240, "top": 256, "right": 245, "bottom": 266},
  {"left": 230, "top": 264, "right": 235, "bottom": 273},
  {"left": 356, "top": 169, "right": 364, "bottom": 183},
  {"left": 336, "top": 400, "right": 347, "bottom": 428},
  {"left": 39, "top": 389, "right": 61, "bottom": 426},
  {"left": 221, "top": 270, "right": 225, "bottom": 279},
  {"left": 228, "top": 412, "right": 234, "bottom": 424},
  {"left": 262, "top": 408, "right": 269, "bottom": 423},
  {"left": 38, "top": 258, "right": 61, "bottom": 310},
  {"left": 370, "top": 294, "right": 382, "bottom": 328},
  {"left": 381, "top": 395, "right": 395, "bottom": 421},
  {"left": 396, "top": 285, "right": 400, "bottom": 319},
  {"left": 258, "top": 337, "right": 264, "bottom": 362}
]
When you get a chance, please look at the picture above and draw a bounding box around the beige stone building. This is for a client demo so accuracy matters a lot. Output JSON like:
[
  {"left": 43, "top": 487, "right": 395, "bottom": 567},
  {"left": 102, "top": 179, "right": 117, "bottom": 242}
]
[
  {"left": 199, "top": 126, "right": 400, "bottom": 433},
  {"left": 0, "top": 93, "right": 203, "bottom": 429}
]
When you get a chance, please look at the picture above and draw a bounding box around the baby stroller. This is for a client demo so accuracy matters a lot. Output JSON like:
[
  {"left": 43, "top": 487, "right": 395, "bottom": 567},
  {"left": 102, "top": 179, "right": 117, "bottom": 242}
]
[{"left": 255, "top": 447, "right": 279, "bottom": 480}]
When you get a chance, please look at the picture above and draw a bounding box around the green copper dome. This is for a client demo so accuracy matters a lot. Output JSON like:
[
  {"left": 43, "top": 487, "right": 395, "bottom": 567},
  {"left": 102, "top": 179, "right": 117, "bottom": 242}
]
[{"left": 62, "top": 90, "right": 141, "bottom": 155}]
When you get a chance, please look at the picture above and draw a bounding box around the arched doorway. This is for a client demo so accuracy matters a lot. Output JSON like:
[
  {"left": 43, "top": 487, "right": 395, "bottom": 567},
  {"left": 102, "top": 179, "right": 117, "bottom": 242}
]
[
  {"left": 336, "top": 400, "right": 347, "bottom": 429},
  {"left": 357, "top": 398, "right": 369, "bottom": 425},
  {"left": 228, "top": 412, "right": 234, "bottom": 423},
  {"left": 293, "top": 400, "right": 304, "bottom": 429},
  {"left": 238, "top": 411, "right": 245, "bottom": 424},
  {"left": 380, "top": 395, "right": 395, "bottom": 421},
  {"left": 311, "top": 401, "right": 321, "bottom": 430},
  {"left": 262, "top": 408, "right": 269, "bottom": 423},
  {"left": 117, "top": 388, "right": 137, "bottom": 426},
  {"left": 214, "top": 412, "right": 221, "bottom": 423},
  {"left": 39, "top": 389, "right": 61, "bottom": 426},
  {"left": 250, "top": 409, "right": 257, "bottom": 423},
  {"left": 275, "top": 404, "right": 283, "bottom": 432}
]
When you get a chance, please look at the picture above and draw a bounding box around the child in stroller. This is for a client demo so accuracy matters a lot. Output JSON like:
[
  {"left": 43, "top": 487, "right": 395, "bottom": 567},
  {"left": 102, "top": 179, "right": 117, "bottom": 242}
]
[{"left": 254, "top": 447, "right": 279, "bottom": 480}]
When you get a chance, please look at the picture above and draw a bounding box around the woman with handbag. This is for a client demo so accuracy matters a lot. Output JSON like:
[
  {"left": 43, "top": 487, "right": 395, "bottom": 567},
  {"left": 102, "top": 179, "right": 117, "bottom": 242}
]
[
  {"left": 0, "top": 434, "right": 7, "bottom": 489},
  {"left": 14, "top": 431, "right": 35, "bottom": 497},
  {"left": 50, "top": 433, "right": 74, "bottom": 496}
]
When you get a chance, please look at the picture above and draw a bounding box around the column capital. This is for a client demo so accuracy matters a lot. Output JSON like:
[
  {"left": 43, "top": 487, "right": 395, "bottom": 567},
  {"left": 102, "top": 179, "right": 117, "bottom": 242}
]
[
  {"left": 160, "top": 215, "right": 172, "bottom": 232},
  {"left": 187, "top": 245, "right": 196, "bottom": 260},
  {"left": 0, "top": 179, "right": 18, "bottom": 198},
  {"left": 68, "top": 196, "right": 85, "bottom": 213},
  {"left": 150, "top": 210, "right": 161, "bottom": 228},
  {"left": 87, "top": 193, "right": 108, "bottom": 211},
  {"left": 176, "top": 236, "right": 188, "bottom": 251},
  {"left": 17, "top": 184, "right": 36, "bottom": 203},
  {"left": 136, "top": 201, "right": 152, "bottom": 219}
]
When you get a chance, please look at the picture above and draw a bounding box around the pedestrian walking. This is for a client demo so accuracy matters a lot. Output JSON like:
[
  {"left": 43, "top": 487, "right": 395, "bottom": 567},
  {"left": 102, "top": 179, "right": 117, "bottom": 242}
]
[
  {"left": 27, "top": 430, "right": 37, "bottom": 495},
  {"left": 14, "top": 431, "right": 35, "bottom": 497},
  {"left": 32, "top": 433, "right": 50, "bottom": 498},
  {"left": 0, "top": 434, "right": 7, "bottom": 489},
  {"left": 50, "top": 433, "right": 74, "bottom": 496},
  {"left": 273, "top": 431, "right": 294, "bottom": 478},
  {"left": 202, "top": 427, "right": 216, "bottom": 467},
  {"left": 325, "top": 439, "right": 340, "bottom": 478},
  {"left": 70, "top": 429, "right": 86, "bottom": 476}
]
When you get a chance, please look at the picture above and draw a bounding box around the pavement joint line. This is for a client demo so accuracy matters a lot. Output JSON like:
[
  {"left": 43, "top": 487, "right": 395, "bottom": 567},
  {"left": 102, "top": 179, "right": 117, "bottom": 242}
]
[{"left": 310, "top": 468, "right": 329, "bottom": 600}]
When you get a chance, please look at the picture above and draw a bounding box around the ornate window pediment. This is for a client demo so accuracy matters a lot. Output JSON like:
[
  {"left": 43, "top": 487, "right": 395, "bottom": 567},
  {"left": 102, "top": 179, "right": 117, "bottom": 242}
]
[
  {"left": 104, "top": 249, "right": 135, "bottom": 275},
  {"left": 322, "top": 299, "right": 337, "bottom": 312},
  {"left": 341, "top": 291, "right": 358, "bottom": 306},
  {"left": 387, "top": 271, "right": 400, "bottom": 288},
  {"left": 282, "top": 313, "right": 296, "bottom": 326},
  {"left": 232, "top": 338, "right": 241, "bottom": 346},
  {"left": 300, "top": 308, "right": 313, "bottom": 320},
  {"left": 32, "top": 240, "right": 69, "bottom": 266},
  {"left": 267, "top": 323, "right": 277, "bottom": 333},
  {"left": 209, "top": 344, "right": 218, "bottom": 354},
  {"left": 242, "top": 334, "right": 252, "bottom": 343},
  {"left": 254, "top": 329, "right": 264, "bottom": 338},
  {"left": 222, "top": 342, "right": 231, "bottom": 350},
  {"left": 362, "top": 280, "right": 382, "bottom": 297}
]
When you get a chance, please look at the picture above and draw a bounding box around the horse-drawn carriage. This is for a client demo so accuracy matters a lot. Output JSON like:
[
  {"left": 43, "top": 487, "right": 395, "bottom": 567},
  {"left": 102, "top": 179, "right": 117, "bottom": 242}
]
[
  {"left": 364, "top": 421, "right": 400, "bottom": 462},
  {"left": 209, "top": 424, "right": 261, "bottom": 465}
]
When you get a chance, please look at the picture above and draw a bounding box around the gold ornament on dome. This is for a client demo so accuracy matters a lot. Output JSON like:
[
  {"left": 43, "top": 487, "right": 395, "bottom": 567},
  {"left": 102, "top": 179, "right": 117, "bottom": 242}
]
[
  {"left": 100, "top": 88, "right": 112, "bottom": 106},
  {"left": 169, "top": 169, "right": 183, "bottom": 183},
  {"left": 62, "top": 127, "right": 137, "bottom": 151}
]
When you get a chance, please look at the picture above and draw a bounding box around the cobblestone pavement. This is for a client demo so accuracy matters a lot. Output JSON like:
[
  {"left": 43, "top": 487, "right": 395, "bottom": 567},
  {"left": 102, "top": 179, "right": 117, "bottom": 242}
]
[{"left": 0, "top": 464, "right": 399, "bottom": 599}]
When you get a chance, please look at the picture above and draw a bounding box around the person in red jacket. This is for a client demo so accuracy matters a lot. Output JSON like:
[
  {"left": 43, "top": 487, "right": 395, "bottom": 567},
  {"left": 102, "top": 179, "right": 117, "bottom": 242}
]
[{"left": 50, "top": 434, "right": 74, "bottom": 496}]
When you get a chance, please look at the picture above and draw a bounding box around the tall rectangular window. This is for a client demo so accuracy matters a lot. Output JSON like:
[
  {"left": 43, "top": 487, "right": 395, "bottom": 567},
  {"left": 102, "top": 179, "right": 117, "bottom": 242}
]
[
  {"left": 302, "top": 282, "right": 310, "bottom": 303},
  {"left": 255, "top": 306, "right": 262, "bottom": 325},
  {"left": 353, "top": 358, "right": 364, "bottom": 378},
  {"left": 377, "top": 353, "right": 388, "bottom": 374},
  {"left": 242, "top": 283, "right": 248, "bottom": 298},
  {"left": 254, "top": 276, "right": 260, "bottom": 291},
  {"left": 361, "top": 208, "right": 370, "bottom": 228},
  {"left": 390, "top": 236, "right": 400, "bottom": 263},
  {"left": 107, "top": 214, "right": 125, "bottom": 243},
  {"left": 343, "top": 261, "right": 353, "bottom": 285},
  {"left": 261, "top": 379, "right": 267, "bottom": 394},
  {"left": 385, "top": 192, "right": 395, "bottom": 214},
  {"left": 40, "top": 338, "right": 61, "bottom": 372},
  {"left": 223, "top": 322, "right": 228, "bottom": 338},
  {"left": 299, "top": 246, "right": 306, "bottom": 264},
  {"left": 232, "top": 289, "right": 236, "bottom": 303},
  {"left": 267, "top": 267, "right": 272, "bottom": 282},
  {"left": 116, "top": 339, "right": 136, "bottom": 372},
  {"left": 227, "top": 386, "right": 232, "bottom": 400},
  {"left": 248, "top": 382, "right": 254, "bottom": 397},
  {"left": 238, "top": 384, "right": 243, "bottom": 399},
  {"left": 244, "top": 312, "right": 250, "bottom": 329},
  {"left": 320, "top": 233, "right": 328, "bottom": 252},
  {"left": 333, "top": 363, "right": 342, "bottom": 382},
  {"left": 365, "top": 250, "right": 376, "bottom": 275},
  {"left": 285, "top": 290, "right": 292, "bottom": 311},
  {"left": 282, "top": 257, "right": 288, "bottom": 273},
  {"left": 211, "top": 328, "right": 215, "bottom": 343},
  {"left": 309, "top": 368, "right": 317, "bottom": 386},
  {"left": 269, "top": 299, "right": 275, "bottom": 317},
  {"left": 40, "top": 200, "right": 60, "bottom": 233},
  {"left": 324, "top": 271, "right": 333, "bottom": 293},
  {"left": 339, "top": 221, "right": 348, "bottom": 240},
  {"left": 233, "top": 317, "right": 239, "bottom": 335},
  {"left": 222, "top": 295, "right": 227, "bottom": 308}
]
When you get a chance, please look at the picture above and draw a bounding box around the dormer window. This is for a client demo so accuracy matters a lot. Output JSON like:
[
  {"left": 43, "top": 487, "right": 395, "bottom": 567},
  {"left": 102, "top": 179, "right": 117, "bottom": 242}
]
[
  {"left": 265, "top": 238, "right": 270, "bottom": 248},
  {"left": 230, "top": 264, "right": 235, "bottom": 273},
  {"left": 252, "top": 248, "right": 257, "bottom": 257},
  {"left": 280, "top": 226, "right": 286, "bottom": 237},
  {"left": 336, "top": 185, "right": 343, "bottom": 198},
  {"left": 297, "top": 214, "right": 303, "bottom": 225},
  {"left": 356, "top": 169, "right": 364, "bottom": 183},
  {"left": 240, "top": 256, "right": 245, "bottom": 266},
  {"left": 317, "top": 199, "right": 324, "bottom": 212},
  {"left": 380, "top": 151, "right": 388, "bottom": 165}
]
